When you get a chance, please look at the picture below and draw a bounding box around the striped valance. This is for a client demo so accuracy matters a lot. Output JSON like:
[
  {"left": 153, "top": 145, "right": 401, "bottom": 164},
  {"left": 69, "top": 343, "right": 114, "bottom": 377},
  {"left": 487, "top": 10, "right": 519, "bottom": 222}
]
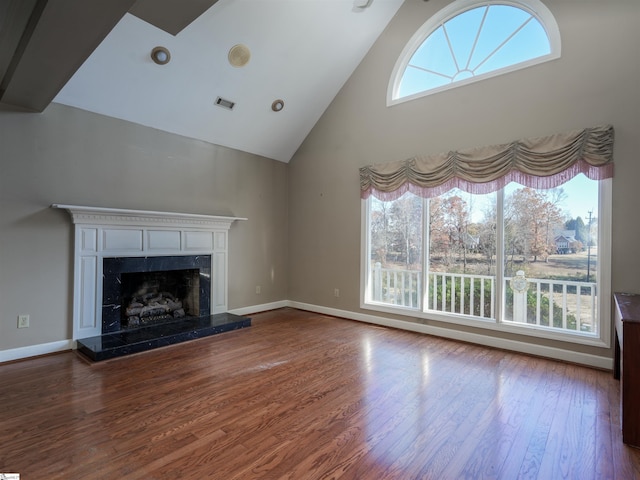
[{"left": 360, "top": 125, "right": 614, "bottom": 200}]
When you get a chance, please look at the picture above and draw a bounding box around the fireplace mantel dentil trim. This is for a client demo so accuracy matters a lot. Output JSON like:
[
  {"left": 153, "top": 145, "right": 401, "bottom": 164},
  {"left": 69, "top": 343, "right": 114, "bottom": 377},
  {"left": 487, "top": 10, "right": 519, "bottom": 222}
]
[{"left": 53, "top": 204, "right": 246, "bottom": 341}]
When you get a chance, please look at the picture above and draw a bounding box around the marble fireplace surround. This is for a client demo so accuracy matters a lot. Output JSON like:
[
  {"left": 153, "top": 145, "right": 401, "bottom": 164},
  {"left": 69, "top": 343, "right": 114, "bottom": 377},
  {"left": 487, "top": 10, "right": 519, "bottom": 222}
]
[
  {"left": 101, "top": 254, "right": 212, "bottom": 334},
  {"left": 53, "top": 205, "right": 246, "bottom": 341}
]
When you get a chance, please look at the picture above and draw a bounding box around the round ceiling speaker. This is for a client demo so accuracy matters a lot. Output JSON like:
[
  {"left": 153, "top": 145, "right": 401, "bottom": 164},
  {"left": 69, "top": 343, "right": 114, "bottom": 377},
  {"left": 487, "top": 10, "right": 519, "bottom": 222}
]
[{"left": 228, "top": 44, "right": 251, "bottom": 67}]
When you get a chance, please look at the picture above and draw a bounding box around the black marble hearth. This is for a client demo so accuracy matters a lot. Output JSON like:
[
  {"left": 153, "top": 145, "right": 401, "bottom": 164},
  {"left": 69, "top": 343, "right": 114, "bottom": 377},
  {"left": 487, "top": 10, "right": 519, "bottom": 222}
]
[{"left": 76, "top": 312, "right": 250, "bottom": 362}]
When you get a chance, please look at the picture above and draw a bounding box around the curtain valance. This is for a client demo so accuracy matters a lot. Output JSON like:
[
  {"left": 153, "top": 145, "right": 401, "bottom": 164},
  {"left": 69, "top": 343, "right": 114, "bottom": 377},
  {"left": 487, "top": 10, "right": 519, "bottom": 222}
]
[{"left": 360, "top": 125, "right": 614, "bottom": 200}]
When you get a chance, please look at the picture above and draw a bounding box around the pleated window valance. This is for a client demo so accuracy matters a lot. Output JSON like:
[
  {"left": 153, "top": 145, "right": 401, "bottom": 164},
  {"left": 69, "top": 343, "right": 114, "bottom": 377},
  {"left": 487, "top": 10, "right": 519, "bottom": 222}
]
[{"left": 360, "top": 125, "right": 614, "bottom": 200}]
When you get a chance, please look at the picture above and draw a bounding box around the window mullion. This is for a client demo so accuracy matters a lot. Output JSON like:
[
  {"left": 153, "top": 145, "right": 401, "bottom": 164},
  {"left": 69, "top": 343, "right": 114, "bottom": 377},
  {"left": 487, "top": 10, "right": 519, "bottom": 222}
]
[
  {"left": 496, "top": 188, "right": 505, "bottom": 324},
  {"left": 422, "top": 196, "right": 430, "bottom": 312},
  {"left": 465, "top": 6, "right": 489, "bottom": 71},
  {"left": 362, "top": 199, "right": 372, "bottom": 305}
]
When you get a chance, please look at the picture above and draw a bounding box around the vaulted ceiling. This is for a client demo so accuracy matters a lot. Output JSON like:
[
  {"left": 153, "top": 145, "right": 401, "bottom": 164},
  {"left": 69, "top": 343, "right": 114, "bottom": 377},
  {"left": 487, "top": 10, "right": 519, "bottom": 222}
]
[{"left": 0, "top": 0, "right": 405, "bottom": 162}]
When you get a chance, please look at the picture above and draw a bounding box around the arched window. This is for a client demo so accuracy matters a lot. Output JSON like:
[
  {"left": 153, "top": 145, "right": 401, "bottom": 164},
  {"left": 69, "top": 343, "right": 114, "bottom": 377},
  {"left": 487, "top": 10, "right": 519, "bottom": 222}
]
[{"left": 388, "top": 0, "right": 560, "bottom": 105}]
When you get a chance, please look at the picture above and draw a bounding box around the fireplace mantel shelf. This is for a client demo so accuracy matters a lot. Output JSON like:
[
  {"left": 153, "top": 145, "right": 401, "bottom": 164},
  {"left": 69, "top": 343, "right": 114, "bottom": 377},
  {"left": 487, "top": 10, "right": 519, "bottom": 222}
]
[{"left": 52, "top": 204, "right": 246, "bottom": 229}]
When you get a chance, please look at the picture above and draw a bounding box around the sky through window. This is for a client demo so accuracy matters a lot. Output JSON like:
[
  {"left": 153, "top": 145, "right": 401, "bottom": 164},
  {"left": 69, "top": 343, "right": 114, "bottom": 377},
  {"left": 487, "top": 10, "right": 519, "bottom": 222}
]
[{"left": 395, "top": 2, "right": 554, "bottom": 100}]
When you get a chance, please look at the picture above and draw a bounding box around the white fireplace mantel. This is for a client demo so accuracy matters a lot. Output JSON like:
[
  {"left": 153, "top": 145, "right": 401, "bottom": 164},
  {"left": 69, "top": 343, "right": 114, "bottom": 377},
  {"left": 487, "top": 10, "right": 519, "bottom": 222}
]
[
  {"left": 53, "top": 204, "right": 246, "bottom": 341},
  {"left": 53, "top": 204, "right": 247, "bottom": 229}
]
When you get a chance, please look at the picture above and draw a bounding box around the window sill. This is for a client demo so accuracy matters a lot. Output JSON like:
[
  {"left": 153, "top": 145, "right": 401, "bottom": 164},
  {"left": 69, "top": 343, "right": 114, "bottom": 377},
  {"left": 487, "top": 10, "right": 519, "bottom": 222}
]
[{"left": 361, "top": 301, "right": 610, "bottom": 349}]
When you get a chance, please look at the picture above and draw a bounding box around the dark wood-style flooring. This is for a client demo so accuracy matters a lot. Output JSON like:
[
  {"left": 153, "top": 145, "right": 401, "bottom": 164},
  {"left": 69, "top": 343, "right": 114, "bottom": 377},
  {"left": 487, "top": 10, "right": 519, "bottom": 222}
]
[{"left": 1, "top": 308, "right": 640, "bottom": 479}]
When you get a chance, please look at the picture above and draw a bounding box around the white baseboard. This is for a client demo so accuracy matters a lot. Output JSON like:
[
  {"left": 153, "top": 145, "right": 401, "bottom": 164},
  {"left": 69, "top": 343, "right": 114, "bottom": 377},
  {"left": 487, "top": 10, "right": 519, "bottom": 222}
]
[
  {"left": 0, "top": 339, "right": 73, "bottom": 364},
  {"left": 287, "top": 301, "right": 614, "bottom": 371},
  {"left": 228, "top": 300, "right": 289, "bottom": 317},
  {"left": 0, "top": 304, "right": 289, "bottom": 363},
  {"left": 2, "top": 302, "right": 613, "bottom": 370}
]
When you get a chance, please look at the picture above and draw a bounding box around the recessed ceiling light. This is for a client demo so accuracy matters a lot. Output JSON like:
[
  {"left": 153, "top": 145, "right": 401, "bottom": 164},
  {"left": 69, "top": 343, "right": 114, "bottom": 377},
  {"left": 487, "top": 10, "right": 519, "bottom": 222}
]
[
  {"left": 150, "top": 46, "right": 171, "bottom": 65},
  {"left": 228, "top": 44, "right": 251, "bottom": 68},
  {"left": 271, "top": 99, "right": 285, "bottom": 112}
]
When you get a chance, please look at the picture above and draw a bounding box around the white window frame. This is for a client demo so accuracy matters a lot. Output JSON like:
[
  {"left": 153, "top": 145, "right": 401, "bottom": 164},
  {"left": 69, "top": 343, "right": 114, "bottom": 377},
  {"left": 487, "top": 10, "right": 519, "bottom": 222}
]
[
  {"left": 387, "top": 0, "right": 561, "bottom": 106},
  {"left": 360, "top": 179, "right": 612, "bottom": 349}
]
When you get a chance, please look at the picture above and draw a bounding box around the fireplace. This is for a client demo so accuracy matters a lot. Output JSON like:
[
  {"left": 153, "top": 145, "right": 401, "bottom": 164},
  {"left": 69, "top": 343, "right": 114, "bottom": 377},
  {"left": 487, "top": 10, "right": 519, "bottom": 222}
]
[
  {"left": 78, "top": 252, "right": 250, "bottom": 362},
  {"left": 52, "top": 204, "right": 246, "bottom": 341},
  {"left": 102, "top": 255, "right": 211, "bottom": 334}
]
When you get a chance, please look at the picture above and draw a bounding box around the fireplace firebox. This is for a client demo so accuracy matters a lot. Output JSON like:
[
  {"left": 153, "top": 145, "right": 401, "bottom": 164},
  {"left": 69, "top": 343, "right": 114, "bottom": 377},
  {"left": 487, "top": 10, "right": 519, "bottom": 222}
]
[{"left": 102, "top": 255, "right": 211, "bottom": 334}]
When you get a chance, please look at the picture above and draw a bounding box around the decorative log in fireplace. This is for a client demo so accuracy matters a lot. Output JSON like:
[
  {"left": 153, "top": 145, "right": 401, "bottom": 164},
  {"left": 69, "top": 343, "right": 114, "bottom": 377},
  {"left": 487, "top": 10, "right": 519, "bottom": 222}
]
[
  {"left": 121, "top": 267, "right": 198, "bottom": 328},
  {"left": 125, "top": 286, "right": 185, "bottom": 328}
]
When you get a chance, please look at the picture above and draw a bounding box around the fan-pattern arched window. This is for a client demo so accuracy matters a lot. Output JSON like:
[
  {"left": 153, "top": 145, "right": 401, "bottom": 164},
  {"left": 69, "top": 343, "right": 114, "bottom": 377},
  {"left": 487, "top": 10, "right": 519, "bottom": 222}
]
[{"left": 388, "top": 0, "right": 560, "bottom": 105}]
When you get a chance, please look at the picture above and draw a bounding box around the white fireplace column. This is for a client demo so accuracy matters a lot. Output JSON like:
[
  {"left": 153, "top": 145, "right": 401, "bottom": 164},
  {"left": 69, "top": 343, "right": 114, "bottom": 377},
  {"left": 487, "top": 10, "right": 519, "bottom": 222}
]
[{"left": 53, "top": 205, "right": 246, "bottom": 341}]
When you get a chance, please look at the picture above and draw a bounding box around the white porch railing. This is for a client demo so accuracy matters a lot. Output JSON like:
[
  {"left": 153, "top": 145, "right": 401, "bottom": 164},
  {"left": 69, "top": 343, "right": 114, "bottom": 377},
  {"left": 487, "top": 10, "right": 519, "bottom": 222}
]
[
  {"left": 371, "top": 262, "right": 421, "bottom": 308},
  {"left": 428, "top": 272, "right": 495, "bottom": 319},
  {"left": 370, "top": 264, "right": 597, "bottom": 334},
  {"left": 505, "top": 277, "right": 597, "bottom": 333}
]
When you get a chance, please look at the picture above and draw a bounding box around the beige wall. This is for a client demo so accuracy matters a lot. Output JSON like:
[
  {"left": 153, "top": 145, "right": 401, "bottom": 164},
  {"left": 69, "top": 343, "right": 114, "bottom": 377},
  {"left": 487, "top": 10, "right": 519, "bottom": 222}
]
[
  {"left": 288, "top": 0, "right": 640, "bottom": 359},
  {"left": 0, "top": 103, "right": 288, "bottom": 351}
]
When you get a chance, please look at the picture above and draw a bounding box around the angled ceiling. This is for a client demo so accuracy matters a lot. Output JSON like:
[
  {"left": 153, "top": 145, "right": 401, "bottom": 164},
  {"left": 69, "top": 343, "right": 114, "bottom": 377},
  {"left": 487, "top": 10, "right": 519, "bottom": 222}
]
[
  {"left": 0, "top": 0, "right": 405, "bottom": 162},
  {"left": 0, "top": 0, "right": 137, "bottom": 112}
]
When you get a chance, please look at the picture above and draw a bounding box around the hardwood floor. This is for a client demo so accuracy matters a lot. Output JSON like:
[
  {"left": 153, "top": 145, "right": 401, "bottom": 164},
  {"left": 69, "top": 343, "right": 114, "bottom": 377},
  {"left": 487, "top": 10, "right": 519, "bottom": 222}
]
[{"left": 2, "top": 308, "right": 640, "bottom": 479}]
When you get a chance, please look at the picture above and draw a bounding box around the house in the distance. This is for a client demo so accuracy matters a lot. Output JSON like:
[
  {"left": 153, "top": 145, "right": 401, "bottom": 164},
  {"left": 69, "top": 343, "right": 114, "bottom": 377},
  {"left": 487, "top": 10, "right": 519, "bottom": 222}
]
[{"left": 555, "top": 230, "right": 579, "bottom": 254}]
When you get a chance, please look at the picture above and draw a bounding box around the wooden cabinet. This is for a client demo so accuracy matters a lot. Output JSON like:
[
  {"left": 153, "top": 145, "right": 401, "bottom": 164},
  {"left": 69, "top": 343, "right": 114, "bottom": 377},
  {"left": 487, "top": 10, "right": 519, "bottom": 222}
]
[{"left": 614, "top": 293, "right": 640, "bottom": 448}]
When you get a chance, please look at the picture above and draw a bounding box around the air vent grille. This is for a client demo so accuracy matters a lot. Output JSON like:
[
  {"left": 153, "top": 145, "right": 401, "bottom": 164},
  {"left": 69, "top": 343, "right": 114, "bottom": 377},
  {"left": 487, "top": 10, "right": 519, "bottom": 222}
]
[{"left": 215, "top": 97, "right": 235, "bottom": 110}]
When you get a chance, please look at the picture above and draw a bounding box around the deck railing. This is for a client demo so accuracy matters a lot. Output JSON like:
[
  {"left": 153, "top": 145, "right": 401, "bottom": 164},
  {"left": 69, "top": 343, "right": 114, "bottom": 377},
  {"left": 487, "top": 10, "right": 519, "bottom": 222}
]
[
  {"left": 371, "top": 263, "right": 421, "bottom": 308},
  {"left": 370, "top": 263, "right": 597, "bottom": 334},
  {"left": 428, "top": 272, "right": 495, "bottom": 319},
  {"left": 505, "top": 277, "right": 597, "bottom": 333}
]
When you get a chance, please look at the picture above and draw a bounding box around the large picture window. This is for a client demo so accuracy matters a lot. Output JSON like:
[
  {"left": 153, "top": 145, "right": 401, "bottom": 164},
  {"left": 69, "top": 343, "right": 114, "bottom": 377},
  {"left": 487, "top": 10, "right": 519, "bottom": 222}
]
[
  {"left": 365, "top": 176, "right": 607, "bottom": 340},
  {"left": 360, "top": 126, "right": 613, "bottom": 346}
]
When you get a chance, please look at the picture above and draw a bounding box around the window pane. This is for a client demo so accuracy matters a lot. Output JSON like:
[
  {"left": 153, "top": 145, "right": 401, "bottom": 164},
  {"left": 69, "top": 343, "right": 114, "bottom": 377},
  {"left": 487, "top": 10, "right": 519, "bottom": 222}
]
[
  {"left": 408, "top": 27, "right": 458, "bottom": 77},
  {"left": 503, "top": 175, "right": 598, "bottom": 333},
  {"left": 399, "top": 67, "right": 450, "bottom": 98},
  {"left": 426, "top": 189, "right": 497, "bottom": 318},
  {"left": 468, "top": 5, "right": 533, "bottom": 71},
  {"left": 474, "top": 20, "right": 550, "bottom": 75},
  {"left": 369, "top": 193, "right": 423, "bottom": 308},
  {"left": 445, "top": 7, "right": 486, "bottom": 70}
]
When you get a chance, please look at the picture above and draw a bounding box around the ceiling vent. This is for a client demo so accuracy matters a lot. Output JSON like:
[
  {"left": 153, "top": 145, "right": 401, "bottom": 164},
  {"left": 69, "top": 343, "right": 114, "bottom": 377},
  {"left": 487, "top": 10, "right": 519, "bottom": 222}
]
[{"left": 215, "top": 97, "right": 235, "bottom": 110}]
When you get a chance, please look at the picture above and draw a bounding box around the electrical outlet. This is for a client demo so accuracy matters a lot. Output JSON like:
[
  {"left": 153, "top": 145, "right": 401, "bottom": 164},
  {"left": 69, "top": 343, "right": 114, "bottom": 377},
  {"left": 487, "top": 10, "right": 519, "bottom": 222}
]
[
  {"left": 256, "top": 286, "right": 261, "bottom": 294},
  {"left": 334, "top": 288, "right": 340, "bottom": 298},
  {"left": 18, "top": 314, "right": 30, "bottom": 328}
]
